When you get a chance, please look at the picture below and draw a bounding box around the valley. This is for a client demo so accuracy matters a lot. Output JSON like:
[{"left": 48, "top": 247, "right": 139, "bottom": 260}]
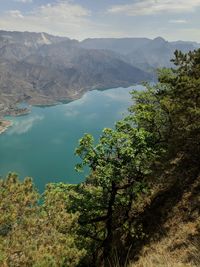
[
  {"left": 0, "top": 86, "right": 135, "bottom": 190},
  {"left": 1, "top": 30, "right": 199, "bottom": 122},
  {"left": 0, "top": 31, "right": 150, "bottom": 120},
  {"left": 1, "top": 30, "right": 199, "bottom": 135},
  {"left": 0, "top": 0, "right": 200, "bottom": 264}
]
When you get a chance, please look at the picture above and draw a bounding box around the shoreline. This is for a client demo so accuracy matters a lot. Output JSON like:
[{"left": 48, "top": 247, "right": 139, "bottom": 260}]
[
  {"left": 0, "top": 120, "right": 12, "bottom": 135},
  {"left": 0, "top": 85, "right": 136, "bottom": 135},
  {"left": 0, "top": 107, "right": 31, "bottom": 135}
]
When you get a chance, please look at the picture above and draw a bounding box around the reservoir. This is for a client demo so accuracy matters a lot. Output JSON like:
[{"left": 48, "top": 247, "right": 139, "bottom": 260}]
[{"left": 0, "top": 86, "right": 140, "bottom": 191}]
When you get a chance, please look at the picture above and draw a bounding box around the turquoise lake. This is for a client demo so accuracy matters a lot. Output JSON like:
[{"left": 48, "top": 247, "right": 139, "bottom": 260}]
[{"left": 0, "top": 86, "right": 141, "bottom": 191}]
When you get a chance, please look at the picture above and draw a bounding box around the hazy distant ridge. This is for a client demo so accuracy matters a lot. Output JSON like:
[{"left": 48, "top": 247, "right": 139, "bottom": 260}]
[
  {"left": 0, "top": 31, "right": 199, "bottom": 116},
  {"left": 81, "top": 36, "right": 200, "bottom": 72}
]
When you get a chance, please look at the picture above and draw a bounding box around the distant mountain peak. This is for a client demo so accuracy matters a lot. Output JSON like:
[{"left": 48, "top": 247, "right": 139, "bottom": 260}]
[
  {"left": 0, "top": 30, "right": 200, "bottom": 118},
  {"left": 153, "top": 36, "right": 166, "bottom": 43},
  {"left": 0, "top": 30, "right": 151, "bottom": 116}
]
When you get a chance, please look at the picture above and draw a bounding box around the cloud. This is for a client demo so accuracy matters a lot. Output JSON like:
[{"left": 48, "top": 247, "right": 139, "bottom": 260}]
[
  {"left": 107, "top": 0, "right": 200, "bottom": 16},
  {"left": 51, "top": 135, "right": 66, "bottom": 145},
  {"left": 67, "top": 93, "right": 91, "bottom": 107},
  {"left": 14, "top": 0, "right": 32, "bottom": 3},
  {"left": 103, "top": 88, "right": 133, "bottom": 103},
  {"left": 0, "top": 0, "right": 199, "bottom": 42},
  {"left": 0, "top": 1, "right": 92, "bottom": 39},
  {"left": 64, "top": 109, "right": 80, "bottom": 117},
  {"left": 169, "top": 19, "right": 187, "bottom": 24},
  {"left": 7, "top": 10, "right": 24, "bottom": 18},
  {"left": 85, "top": 113, "right": 98, "bottom": 121},
  {"left": 8, "top": 115, "right": 44, "bottom": 135}
]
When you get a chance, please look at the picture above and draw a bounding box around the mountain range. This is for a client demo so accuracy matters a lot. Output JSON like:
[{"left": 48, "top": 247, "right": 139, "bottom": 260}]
[
  {"left": 81, "top": 37, "right": 200, "bottom": 73},
  {"left": 0, "top": 30, "right": 199, "bottom": 116}
]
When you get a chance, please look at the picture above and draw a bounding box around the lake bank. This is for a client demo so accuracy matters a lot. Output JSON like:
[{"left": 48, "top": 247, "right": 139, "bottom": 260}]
[
  {"left": 0, "top": 86, "right": 142, "bottom": 191},
  {"left": 0, "top": 120, "right": 12, "bottom": 135}
]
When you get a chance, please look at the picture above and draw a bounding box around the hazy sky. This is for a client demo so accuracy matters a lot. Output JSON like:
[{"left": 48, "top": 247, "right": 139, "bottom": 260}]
[{"left": 0, "top": 0, "right": 200, "bottom": 42}]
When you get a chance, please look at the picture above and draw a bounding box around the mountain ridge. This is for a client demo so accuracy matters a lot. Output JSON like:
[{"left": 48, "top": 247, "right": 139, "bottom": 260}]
[
  {"left": 0, "top": 31, "right": 150, "bottom": 117},
  {"left": 0, "top": 30, "right": 199, "bottom": 118}
]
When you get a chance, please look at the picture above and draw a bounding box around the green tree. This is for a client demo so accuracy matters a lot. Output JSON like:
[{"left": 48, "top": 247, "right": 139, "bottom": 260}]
[
  {"left": 55, "top": 121, "right": 162, "bottom": 265},
  {"left": 63, "top": 49, "right": 200, "bottom": 265},
  {"left": 0, "top": 173, "right": 85, "bottom": 267},
  {"left": 1, "top": 48, "right": 200, "bottom": 267},
  {"left": 131, "top": 49, "right": 200, "bottom": 161}
]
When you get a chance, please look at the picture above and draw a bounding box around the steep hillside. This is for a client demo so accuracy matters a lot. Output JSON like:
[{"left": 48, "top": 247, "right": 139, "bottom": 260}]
[
  {"left": 81, "top": 38, "right": 151, "bottom": 55},
  {"left": 81, "top": 37, "right": 200, "bottom": 73},
  {"left": 0, "top": 31, "right": 150, "bottom": 117},
  {"left": 130, "top": 172, "right": 200, "bottom": 267},
  {"left": 0, "top": 48, "right": 200, "bottom": 267},
  {"left": 126, "top": 37, "right": 198, "bottom": 72},
  {"left": 1, "top": 31, "right": 200, "bottom": 118},
  {"left": 0, "top": 30, "right": 68, "bottom": 48}
]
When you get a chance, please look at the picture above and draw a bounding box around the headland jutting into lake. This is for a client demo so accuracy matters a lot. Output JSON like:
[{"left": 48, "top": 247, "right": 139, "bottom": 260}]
[{"left": 0, "top": 107, "right": 30, "bottom": 134}]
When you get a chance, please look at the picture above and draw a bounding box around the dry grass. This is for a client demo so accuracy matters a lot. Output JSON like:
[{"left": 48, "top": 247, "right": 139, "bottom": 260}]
[
  {"left": 129, "top": 243, "right": 199, "bottom": 267},
  {"left": 129, "top": 174, "right": 200, "bottom": 267},
  {"left": 129, "top": 220, "right": 200, "bottom": 267}
]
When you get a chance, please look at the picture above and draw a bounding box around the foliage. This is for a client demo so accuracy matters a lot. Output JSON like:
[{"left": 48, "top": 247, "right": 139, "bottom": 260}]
[
  {"left": 129, "top": 49, "right": 200, "bottom": 162},
  {"left": 60, "top": 105, "right": 165, "bottom": 264},
  {"left": 1, "top": 49, "right": 200, "bottom": 266},
  {"left": 69, "top": 49, "right": 200, "bottom": 264},
  {"left": 0, "top": 173, "right": 85, "bottom": 267}
]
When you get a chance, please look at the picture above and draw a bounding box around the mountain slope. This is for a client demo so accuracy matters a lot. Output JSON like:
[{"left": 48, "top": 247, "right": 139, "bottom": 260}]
[
  {"left": 80, "top": 37, "right": 200, "bottom": 73},
  {"left": 1, "top": 31, "right": 199, "bottom": 117},
  {"left": 81, "top": 37, "right": 151, "bottom": 55},
  {"left": 0, "top": 31, "right": 150, "bottom": 116}
]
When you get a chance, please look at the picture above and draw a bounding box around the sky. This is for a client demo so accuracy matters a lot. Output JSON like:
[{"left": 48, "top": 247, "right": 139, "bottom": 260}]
[{"left": 0, "top": 0, "right": 200, "bottom": 42}]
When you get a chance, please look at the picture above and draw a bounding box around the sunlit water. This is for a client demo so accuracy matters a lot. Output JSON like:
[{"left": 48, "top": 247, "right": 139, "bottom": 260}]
[{"left": 0, "top": 86, "right": 142, "bottom": 191}]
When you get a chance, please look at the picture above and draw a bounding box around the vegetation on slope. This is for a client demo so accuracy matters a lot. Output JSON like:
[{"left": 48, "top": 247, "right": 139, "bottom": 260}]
[
  {"left": 0, "top": 174, "right": 85, "bottom": 267},
  {"left": 0, "top": 49, "right": 200, "bottom": 266}
]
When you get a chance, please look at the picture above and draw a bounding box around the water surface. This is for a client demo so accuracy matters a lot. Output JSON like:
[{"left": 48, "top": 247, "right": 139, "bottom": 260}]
[{"left": 0, "top": 86, "right": 140, "bottom": 191}]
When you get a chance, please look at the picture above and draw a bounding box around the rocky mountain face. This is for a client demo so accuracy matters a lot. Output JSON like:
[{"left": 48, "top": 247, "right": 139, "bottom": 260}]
[
  {"left": 81, "top": 37, "right": 200, "bottom": 73},
  {"left": 81, "top": 37, "right": 151, "bottom": 55},
  {"left": 0, "top": 31, "right": 150, "bottom": 116},
  {"left": 0, "top": 31, "right": 199, "bottom": 117},
  {"left": 0, "top": 30, "right": 68, "bottom": 48}
]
